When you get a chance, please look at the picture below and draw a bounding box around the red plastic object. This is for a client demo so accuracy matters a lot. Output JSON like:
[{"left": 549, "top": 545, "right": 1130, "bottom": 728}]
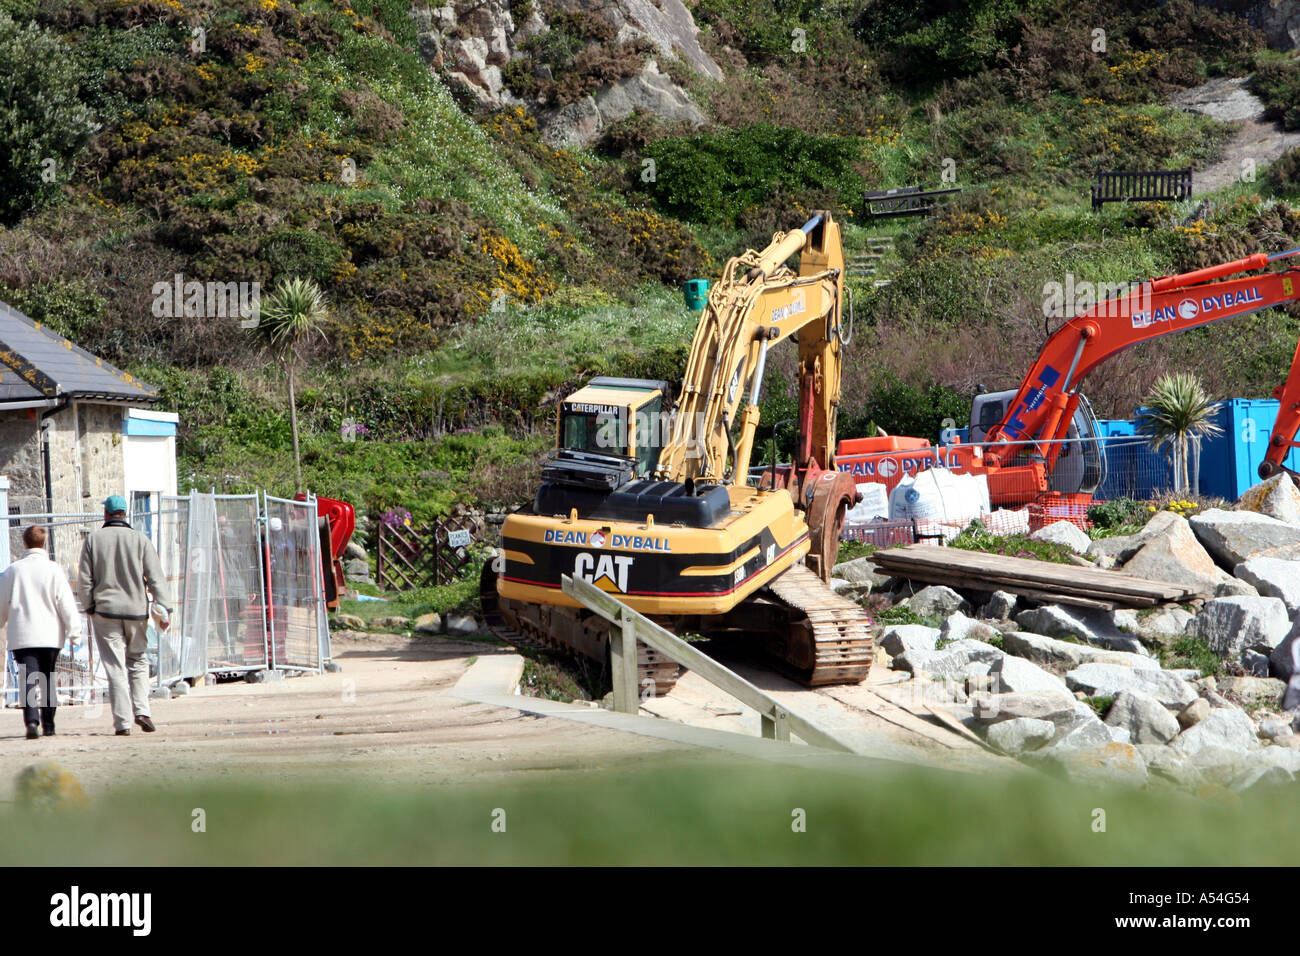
[{"left": 296, "top": 494, "right": 356, "bottom": 559}]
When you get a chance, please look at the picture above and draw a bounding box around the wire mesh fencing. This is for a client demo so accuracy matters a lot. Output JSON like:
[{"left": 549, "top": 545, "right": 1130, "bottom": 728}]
[{"left": 2, "top": 491, "right": 332, "bottom": 713}]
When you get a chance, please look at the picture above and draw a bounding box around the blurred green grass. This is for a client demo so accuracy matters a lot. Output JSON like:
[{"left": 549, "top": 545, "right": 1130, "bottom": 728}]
[{"left": 2, "top": 754, "right": 1295, "bottom": 865}]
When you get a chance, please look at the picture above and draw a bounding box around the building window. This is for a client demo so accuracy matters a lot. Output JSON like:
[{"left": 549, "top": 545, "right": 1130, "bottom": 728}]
[{"left": 132, "top": 490, "right": 154, "bottom": 540}]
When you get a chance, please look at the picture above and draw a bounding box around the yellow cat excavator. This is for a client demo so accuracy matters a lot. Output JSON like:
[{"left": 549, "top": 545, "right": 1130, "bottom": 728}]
[{"left": 481, "top": 213, "right": 872, "bottom": 692}]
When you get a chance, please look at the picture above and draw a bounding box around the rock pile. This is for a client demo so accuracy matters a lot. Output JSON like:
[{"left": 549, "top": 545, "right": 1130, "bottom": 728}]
[{"left": 836, "top": 474, "right": 1300, "bottom": 793}]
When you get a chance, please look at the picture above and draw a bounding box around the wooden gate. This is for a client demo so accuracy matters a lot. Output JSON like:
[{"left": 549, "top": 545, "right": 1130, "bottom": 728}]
[{"left": 376, "top": 515, "right": 477, "bottom": 590}]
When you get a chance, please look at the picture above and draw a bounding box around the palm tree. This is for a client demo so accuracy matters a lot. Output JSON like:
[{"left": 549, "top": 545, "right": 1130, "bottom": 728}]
[
  {"left": 1137, "top": 373, "right": 1224, "bottom": 494},
  {"left": 252, "top": 276, "right": 328, "bottom": 491}
]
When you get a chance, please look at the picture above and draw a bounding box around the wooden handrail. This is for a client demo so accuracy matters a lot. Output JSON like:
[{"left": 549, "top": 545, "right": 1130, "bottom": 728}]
[{"left": 561, "top": 574, "right": 855, "bottom": 752}]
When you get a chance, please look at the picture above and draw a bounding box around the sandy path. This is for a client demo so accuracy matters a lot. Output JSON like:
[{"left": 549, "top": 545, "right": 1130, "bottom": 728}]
[
  {"left": 0, "top": 633, "right": 694, "bottom": 799},
  {"left": 1171, "top": 76, "right": 1300, "bottom": 195}
]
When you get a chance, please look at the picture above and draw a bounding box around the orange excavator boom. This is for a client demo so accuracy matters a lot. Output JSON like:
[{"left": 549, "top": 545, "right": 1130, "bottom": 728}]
[{"left": 984, "top": 248, "right": 1300, "bottom": 476}]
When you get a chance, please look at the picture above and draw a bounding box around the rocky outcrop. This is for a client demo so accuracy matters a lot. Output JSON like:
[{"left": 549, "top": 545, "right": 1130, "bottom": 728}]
[
  {"left": 902, "top": 585, "right": 970, "bottom": 619},
  {"left": 1001, "top": 630, "right": 1162, "bottom": 671},
  {"left": 1171, "top": 707, "right": 1260, "bottom": 755},
  {"left": 1193, "top": 1, "right": 1300, "bottom": 50},
  {"left": 1117, "top": 512, "right": 1226, "bottom": 595},
  {"left": 979, "top": 590, "right": 1019, "bottom": 620},
  {"left": 1064, "top": 662, "right": 1198, "bottom": 709},
  {"left": 1106, "top": 689, "right": 1181, "bottom": 744},
  {"left": 542, "top": 59, "right": 705, "bottom": 147},
  {"left": 861, "top": 505, "right": 1300, "bottom": 791},
  {"left": 938, "top": 611, "right": 1001, "bottom": 644},
  {"left": 1086, "top": 509, "right": 1181, "bottom": 564},
  {"left": 986, "top": 717, "right": 1055, "bottom": 755},
  {"left": 879, "top": 624, "right": 939, "bottom": 660},
  {"left": 1030, "top": 520, "right": 1091, "bottom": 554},
  {"left": 896, "top": 639, "right": 1003, "bottom": 678},
  {"left": 989, "top": 655, "right": 1070, "bottom": 695},
  {"left": 414, "top": 0, "right": 716, "bottom": 146},
  {"left": 1013, "top": 605, "right": 1147, "bottom": 654},
  {"left": 1233, "top": 557, "right": 1300, "bottom": 613}
]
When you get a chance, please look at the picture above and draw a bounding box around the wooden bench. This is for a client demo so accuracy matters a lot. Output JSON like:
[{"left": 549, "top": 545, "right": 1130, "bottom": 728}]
[
  {"left": 861, "top": 185, "right": 962, "bottom": 219},
  {"left": 1090, "top": 168, "right": 1192, "bottom": 210}
]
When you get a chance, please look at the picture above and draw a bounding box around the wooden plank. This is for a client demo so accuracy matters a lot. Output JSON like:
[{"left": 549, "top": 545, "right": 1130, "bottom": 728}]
[
  {"left": 870, "top": 560, "right": 1187, "bottom": 605},
  {"left": 923, "top": 704, "right": 1002, "bottom": 754},
  {"left": 869, "top": 557, "right": 1159, "bottom": 605},
  {"left": 882, "top": 567, "right": 1123, "bottom": 610},
  {"left": 871, "top": 545, "right": 1194, "bottom": 599},
  {"left": 840, "top": 690, "right": 960, "bottom": 749},
  {"left": 562, "top": 575, "right": 855, "bottom": 753}
]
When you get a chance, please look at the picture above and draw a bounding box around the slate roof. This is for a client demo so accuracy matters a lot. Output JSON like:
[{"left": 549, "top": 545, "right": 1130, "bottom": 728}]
[{"left": 0, "top": 300, "right": 158, "bottom": 404}]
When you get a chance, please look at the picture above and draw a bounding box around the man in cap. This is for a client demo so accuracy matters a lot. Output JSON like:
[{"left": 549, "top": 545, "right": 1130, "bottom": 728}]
[{"left": 76, "top": 495, "right": 172, "bottom": 736}]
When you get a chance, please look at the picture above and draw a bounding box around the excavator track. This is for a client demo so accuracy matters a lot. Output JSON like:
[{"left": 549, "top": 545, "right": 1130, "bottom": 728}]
[
  {"left": 765, "top": 564, "right": 874, "bottom": 685},
  {"left": 480, "top": 564, "right": 682, "bottom": 697}
]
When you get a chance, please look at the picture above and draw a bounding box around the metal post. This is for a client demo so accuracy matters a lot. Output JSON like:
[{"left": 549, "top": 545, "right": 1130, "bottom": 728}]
[
  {"left": 0, "top": 474, "right": 9, "bottom": 570},
  {"left": 610, "top": 608, "right": 640, "bottom": 715}
]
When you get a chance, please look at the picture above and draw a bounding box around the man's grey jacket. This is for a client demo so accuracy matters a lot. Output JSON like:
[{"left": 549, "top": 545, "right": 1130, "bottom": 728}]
[{"left": 76, "top": 519, "right": 173, "bottom": 620}]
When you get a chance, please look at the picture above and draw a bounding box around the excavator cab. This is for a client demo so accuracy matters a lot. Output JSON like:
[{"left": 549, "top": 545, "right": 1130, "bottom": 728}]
[
  {"left": 555, "top": 376, "right": 671, "bottom": 478},
  {"left": 970, "top": 389, "right": 1106, "bottom": 496}
]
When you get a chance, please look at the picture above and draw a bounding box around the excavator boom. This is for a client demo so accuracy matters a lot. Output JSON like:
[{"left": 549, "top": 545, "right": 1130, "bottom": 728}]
[
  {"left": 658, "top": 213, "right": 846, "bottom": 486},
  {"left": 986, "top": 249, "right": 1300, "bottom": 474},
  {"left": 1263, "top": 331, "right": 1300, "bottom": 482}
]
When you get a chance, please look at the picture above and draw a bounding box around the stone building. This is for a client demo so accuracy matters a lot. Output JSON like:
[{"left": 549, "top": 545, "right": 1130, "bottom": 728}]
[{"left": 0, "top": 300, "right": 178, "bottom": 568}]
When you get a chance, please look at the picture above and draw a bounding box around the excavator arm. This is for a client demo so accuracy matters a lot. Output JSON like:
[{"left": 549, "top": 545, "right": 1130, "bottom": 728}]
[
  {"left": 984, "top": 248, "right": 1300, "bottom": 480},
  {"left": 1262, "top": 333, "right": 1300, "bottom": 481},
  {"left": 656, "top": 213, "right": 847, "bottom": 490}
]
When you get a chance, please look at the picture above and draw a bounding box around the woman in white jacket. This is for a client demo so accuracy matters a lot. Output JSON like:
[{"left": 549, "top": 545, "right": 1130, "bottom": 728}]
[{"left": 0, "top": 525, "right": 80, "bottom": 738}]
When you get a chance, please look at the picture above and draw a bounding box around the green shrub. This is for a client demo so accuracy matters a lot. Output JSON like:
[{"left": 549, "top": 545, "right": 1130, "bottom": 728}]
[
  {"left": 1269, "top": 148, "right": 1300, "bottom": 193},
  {"left": 0, "top": 12, "right": 99, "bottom": 223},
  {"left": 1084, "top": 695, "right": 1114, "bottom": 718},
  {"left": 1087, "top": 497, "right": 1147, "bottom": 531},
  {"left": 503, "top": 5, "right": 652, "bottom": 106},
  {"left": 879, "top": 605, "right": 940, "bottom": 628},
  {"left": 858, "top": 0, "right": 1054, "bottom": 83},
  {"left": 640, "top": 124, "right": 864, "bottom": 227},
  {"left": 950, "top": 522, "right": 1076, "bottom": 564},
  {"left": 838, "top": 542, "right": 876, "bottom": 564},
  {"left": 0, "top": 277, "right": 106, "bottom": 340},
  {"left": 1251, "top": 56, "right": 1300, "bottom": 131},
  {"left": 842, "top": 373, "right": 969, "bottom": 444},
  {"left": 1162, "top": 635, "right": 1221, "bottom": 677}
]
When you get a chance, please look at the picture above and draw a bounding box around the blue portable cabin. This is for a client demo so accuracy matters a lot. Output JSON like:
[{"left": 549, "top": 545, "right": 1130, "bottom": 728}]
[{"left": 1197, "top": 399, "right": 1300, "bottom": 500}]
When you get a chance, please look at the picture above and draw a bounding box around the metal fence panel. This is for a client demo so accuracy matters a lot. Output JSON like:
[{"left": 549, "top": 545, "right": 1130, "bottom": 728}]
[
  {"left": 264, "top": 494, "right": 325, "bottom": 672},
  {"left": 1, "top": 499, "right": 113, "bottom": 705},
  {"left": 202, "top": 494, "right": 267, "bottom": 673},
  {"left": 158, "top": 494, "right": 204, "bottom": 681}
]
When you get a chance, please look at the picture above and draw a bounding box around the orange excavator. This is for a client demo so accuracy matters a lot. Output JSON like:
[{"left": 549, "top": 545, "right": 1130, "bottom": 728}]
[{"left": 837, "top": 249, "right": 1300, "bottom": 504}]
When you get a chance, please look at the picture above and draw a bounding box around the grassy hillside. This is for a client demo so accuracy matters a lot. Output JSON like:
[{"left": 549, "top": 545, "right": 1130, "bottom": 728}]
[{"left": 0, "top": 0, "right": 1298, "bottom": 527}]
